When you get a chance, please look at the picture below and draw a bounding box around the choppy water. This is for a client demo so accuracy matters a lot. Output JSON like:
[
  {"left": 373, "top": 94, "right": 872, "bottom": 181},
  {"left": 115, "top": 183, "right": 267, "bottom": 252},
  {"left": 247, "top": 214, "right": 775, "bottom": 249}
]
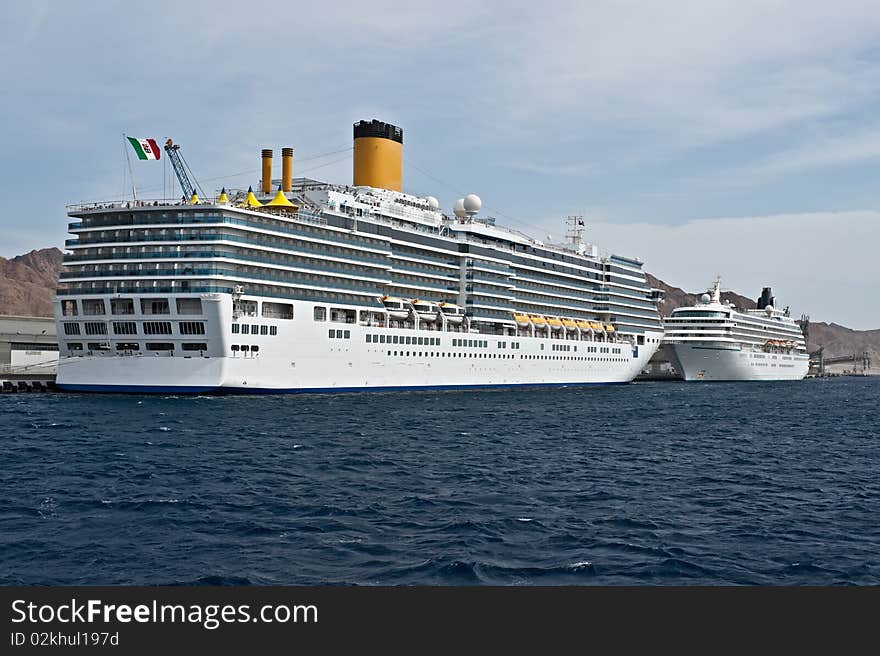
[{"left": 1, "top": 377, "right": 878, "bottom": 585}]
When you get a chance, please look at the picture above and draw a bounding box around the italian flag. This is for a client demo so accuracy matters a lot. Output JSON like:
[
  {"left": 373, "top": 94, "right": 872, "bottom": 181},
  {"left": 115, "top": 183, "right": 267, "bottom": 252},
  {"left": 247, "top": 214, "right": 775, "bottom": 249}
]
[{"left": 127, "top": 136, "right": 161, "bottom": 160}]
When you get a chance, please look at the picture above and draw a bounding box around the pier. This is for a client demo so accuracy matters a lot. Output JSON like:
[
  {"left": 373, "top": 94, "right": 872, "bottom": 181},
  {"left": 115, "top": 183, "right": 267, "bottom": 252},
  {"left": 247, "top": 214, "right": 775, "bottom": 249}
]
[{"left": 0, "top": 316, "right": 58, "bottom": 392}]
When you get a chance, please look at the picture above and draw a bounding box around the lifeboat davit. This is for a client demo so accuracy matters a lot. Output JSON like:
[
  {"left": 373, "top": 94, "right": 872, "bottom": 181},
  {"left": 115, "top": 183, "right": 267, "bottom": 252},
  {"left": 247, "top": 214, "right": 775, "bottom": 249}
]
[
  {"left": 439, "top": 302, "right": 465, "bottom": 325},
  {"left": 381, "top": 296, "right": 410, "bottom": 320},
  {"left": 410, "top": 299, "right": 440, "bottom": 322}
]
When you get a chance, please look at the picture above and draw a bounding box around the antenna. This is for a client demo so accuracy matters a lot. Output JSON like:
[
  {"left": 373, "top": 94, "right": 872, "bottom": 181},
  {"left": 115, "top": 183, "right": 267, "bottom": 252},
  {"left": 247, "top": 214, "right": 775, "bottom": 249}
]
[{"left": 565, "top": 215, "right": 585, "bottom": 249}]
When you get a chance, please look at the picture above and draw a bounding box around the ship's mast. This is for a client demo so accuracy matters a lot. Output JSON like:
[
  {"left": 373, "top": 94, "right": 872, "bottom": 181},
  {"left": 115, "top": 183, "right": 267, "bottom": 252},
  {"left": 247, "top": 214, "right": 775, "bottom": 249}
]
[
  {"left": 710, "top": 276, "right": 722, "bottom": 304},
  {"left": 565, "top": 215, "right": 585, "bottom": 250}
]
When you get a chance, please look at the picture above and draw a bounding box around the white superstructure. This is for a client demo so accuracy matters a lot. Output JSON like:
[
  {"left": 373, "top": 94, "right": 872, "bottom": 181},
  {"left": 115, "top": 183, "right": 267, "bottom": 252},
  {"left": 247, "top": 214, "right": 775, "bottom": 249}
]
[
  {"left": 663, "top": 278, "right": 809, "bottom": 382},
  {"left": 53, "top": 120, "right": 664, "bottom": 394}
]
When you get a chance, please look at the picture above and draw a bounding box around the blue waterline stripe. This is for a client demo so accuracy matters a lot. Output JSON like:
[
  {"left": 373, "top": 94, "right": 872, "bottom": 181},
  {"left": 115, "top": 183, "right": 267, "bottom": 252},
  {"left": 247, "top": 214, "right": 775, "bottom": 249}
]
[{"left": 56, "top": 381, "right": 629, "bottom": 395}]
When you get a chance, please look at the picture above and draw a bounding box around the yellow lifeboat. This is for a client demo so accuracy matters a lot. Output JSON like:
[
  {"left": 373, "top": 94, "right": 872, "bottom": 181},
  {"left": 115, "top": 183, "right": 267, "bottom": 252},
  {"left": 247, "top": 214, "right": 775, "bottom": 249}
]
[
  {"left": 562, "top": 318, "right": 578, "bottom": 331},
  {"left": 604, "top": 324, "right": 615, "bottom": 332},
  {"left": 529, "top": 314, "right": 548, "bottom": 327},
  {"left": 547, "top": 317, "right": 563, "bottom": 329},
  {"left": 590, "top": 322, "right": 604, "bottom": 331},
  {"left": 575, "top": 320, "right": 592, "bottom": 331},
  {"left": 512, "top": 313, "right": 531, "bottom": 327}
]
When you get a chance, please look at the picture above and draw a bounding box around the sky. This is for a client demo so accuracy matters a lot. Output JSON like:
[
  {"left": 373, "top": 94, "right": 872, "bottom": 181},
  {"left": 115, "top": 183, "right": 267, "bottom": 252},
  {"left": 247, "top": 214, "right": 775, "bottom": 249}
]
[{"left": 2, "top": 0, "right": 879, "bottom": 328}]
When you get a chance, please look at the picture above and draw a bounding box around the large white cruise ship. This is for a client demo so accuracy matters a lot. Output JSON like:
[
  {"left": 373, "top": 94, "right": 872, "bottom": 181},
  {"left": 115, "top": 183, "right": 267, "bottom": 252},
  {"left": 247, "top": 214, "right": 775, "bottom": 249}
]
[
  {"left": 54, "top": 119, "right": 664, "bottom": 393},
  {"left": 663, "top": 278, "right": 809, "bottom": 381}
]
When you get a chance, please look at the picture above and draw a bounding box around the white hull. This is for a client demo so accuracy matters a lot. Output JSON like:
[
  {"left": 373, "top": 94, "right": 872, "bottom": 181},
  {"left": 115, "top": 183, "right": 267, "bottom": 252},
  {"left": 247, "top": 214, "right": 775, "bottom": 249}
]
[
  {"left": 668, "top": 343, "right": 809, "bottom": 382},
  {"left": 55, "top": 295, "right": 662, "bottom": 393}
]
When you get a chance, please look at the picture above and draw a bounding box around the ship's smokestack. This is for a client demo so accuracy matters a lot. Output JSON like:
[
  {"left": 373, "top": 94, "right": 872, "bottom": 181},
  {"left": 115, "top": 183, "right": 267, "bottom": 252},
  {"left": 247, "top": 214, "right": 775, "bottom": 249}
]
[
  {"left": 282, "top": 147, "right": 293, "bottom": 192},
  {"left": 757, "top": 287, "right": 775, "bottom": 310},
  {"left": 353, "top": 119, "right": 403, "bottom": 192},
  {"left": 261, "top": 149, "right": 273, "bottom": 194}
]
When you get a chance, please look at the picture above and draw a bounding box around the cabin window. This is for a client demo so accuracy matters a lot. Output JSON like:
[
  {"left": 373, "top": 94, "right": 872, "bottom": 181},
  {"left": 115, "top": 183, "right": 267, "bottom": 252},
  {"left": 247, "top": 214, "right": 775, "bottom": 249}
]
[
  {"left": 366, "top": 335, "right": 372, "bottom": 343},
  {"left": 231, "top": 345, "right": 240, "bottom": 351},
  {"left": 116, "top": 342, "right": 139, "bottom": 351},
  {"left": 182, "top": 343, "right": 208, "bottom": 351},
  {"left": 141, "top": 299, "right": 170, "bottom": 315},
  {"left": 62, "top": 300, "right": 78, "bottom": 316},
  {"left": 67, "top": 342, "right": 83, "bottom": 351},
  {"left": 330, "top": 308, "right": 356, "bottom": 323},
  {"left": 241, "top": 324, "right": 250, "bottom": 335},
  {"left": 143, "top": 321, "right": 172, "bottom": 335},
  {"left": 82, "top": 299, "right": 105, "bottom": 315},
  {"left": 84, "top": 322, "right": 108, "bottom": 336},
  {"left": 232, "top": 324, "right": 240, "bottom": 334},
  {"left": 63, "top": 322, "right": 81, "bottom": 336},
  {"left": 314, "top": 307, "right": 327, "bottom": 321},
  {"left": 251, "top": 345, "right": 260, "bottom": 353},
  {"left": 343, "top": 330, "right": 350, "bottom": 339},
  {"left": 176, "top": 298, "right": 203, "bottom": 315},
  {"left": 179, "top": 321, "right": 206, "bottom": 335},
  {"left": 263, "top": 302, "right": 293, "bottom": 320},
  {"left": 260, "top": 325, "right": 268, "bottom": 335},
  {"left": 87, "top": 342, "right": 111, "bottom": 350},
  {"left": 113, "top": 321, "right": 137, "bottom": 335},
  {"left": 270, "top": 326, "right": 277, "bottom": 336},
  {"left": 251, "top": 324, "right": 259, "bottom": 334},
  {"left": 111, "top": 298, "right": 135, "bottom": 315},
  {"left": 145, "top": 342, "right": 174, "bottom": 351}
]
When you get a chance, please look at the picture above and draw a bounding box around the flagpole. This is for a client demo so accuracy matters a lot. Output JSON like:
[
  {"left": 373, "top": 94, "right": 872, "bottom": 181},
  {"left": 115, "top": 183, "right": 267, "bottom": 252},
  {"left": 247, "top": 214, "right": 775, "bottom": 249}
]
[{"left": 123, "top": 133, "right": 138, "bottom": 201}]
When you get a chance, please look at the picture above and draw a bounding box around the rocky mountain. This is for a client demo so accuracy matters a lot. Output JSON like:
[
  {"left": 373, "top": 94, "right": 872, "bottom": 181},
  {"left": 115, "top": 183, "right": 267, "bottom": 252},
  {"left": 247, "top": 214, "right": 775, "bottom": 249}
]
[{"left": 0, "top": 248, "right": 64, "bottom": 317}]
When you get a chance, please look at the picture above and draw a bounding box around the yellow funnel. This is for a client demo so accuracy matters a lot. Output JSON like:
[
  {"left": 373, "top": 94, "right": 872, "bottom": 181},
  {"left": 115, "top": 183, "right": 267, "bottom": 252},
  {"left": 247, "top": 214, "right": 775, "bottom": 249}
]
[
  {"left": 353, "top": 119, "right": 403, "bottom": 192},
  {"left": 189, "top": 192, "right": 200, "bottom": 205},
  {"left": 217, "top": 188, "right": 229, "bottom": 205}
]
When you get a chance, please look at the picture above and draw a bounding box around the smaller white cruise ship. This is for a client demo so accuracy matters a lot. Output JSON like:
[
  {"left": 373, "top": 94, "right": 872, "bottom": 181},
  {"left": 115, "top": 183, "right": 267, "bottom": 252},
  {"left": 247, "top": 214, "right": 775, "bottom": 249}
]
[{"left": 663, "top": 278, "right": 809, "bottom": 381}]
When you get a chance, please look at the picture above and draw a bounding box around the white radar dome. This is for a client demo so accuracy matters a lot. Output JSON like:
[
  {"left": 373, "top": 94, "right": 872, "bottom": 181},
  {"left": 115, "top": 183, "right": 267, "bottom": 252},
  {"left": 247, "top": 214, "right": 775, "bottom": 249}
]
[
  {"left": 700, "top": 293, "right": 711, "bottom": 304},
  {"left": 425, "top": 196, "right": 440, "bottom": 210},
  {"left": 453, "top": 198, "right": 467, "bottom": 218},
  {"left": 463, "top": 194, "right": 482, "bottom": 214}
]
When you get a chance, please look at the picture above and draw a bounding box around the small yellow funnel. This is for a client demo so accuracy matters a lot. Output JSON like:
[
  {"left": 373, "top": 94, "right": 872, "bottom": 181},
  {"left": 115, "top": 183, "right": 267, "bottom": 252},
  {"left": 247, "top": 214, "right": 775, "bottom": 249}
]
[
  {"left": 266, "top": 185, "right": 296, "bottom": 207},
  {"left": 261, "top": 149, "right": 272, "bottom": 194},
  {"left": 189, "top": 191, "right": 200, "bottom": 205},
  {"left": 282, "top": 147, "right": 293, "bottom": 192},
  {"left": 217, "top": 187, "right": 229, "bottom": 205},
  {"left": 242, "top": 185, "right": 263, "bottom": 207}
]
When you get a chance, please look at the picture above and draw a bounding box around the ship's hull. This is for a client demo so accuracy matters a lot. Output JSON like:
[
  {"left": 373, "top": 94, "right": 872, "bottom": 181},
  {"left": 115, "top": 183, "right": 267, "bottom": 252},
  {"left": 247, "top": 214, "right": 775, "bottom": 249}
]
[
  {"left": 55, "top": 295, "right": 662, "bottom": 394},
  {"left": 667, "top": 343, "right": 809, "bottom": 382}
]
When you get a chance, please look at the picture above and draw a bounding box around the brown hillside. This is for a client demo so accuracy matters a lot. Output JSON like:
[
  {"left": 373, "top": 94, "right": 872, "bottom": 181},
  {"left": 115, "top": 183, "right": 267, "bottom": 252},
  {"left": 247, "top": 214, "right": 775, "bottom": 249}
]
[{"left": 0, "top": 248, "right": 64, "bottom": 317}]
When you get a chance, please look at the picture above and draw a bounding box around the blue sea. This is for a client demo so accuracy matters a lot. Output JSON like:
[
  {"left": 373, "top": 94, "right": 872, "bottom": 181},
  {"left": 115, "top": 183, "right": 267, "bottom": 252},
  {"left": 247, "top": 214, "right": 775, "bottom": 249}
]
[{"left": 1, "top": 377, "right": 878, "bottom": 585}]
